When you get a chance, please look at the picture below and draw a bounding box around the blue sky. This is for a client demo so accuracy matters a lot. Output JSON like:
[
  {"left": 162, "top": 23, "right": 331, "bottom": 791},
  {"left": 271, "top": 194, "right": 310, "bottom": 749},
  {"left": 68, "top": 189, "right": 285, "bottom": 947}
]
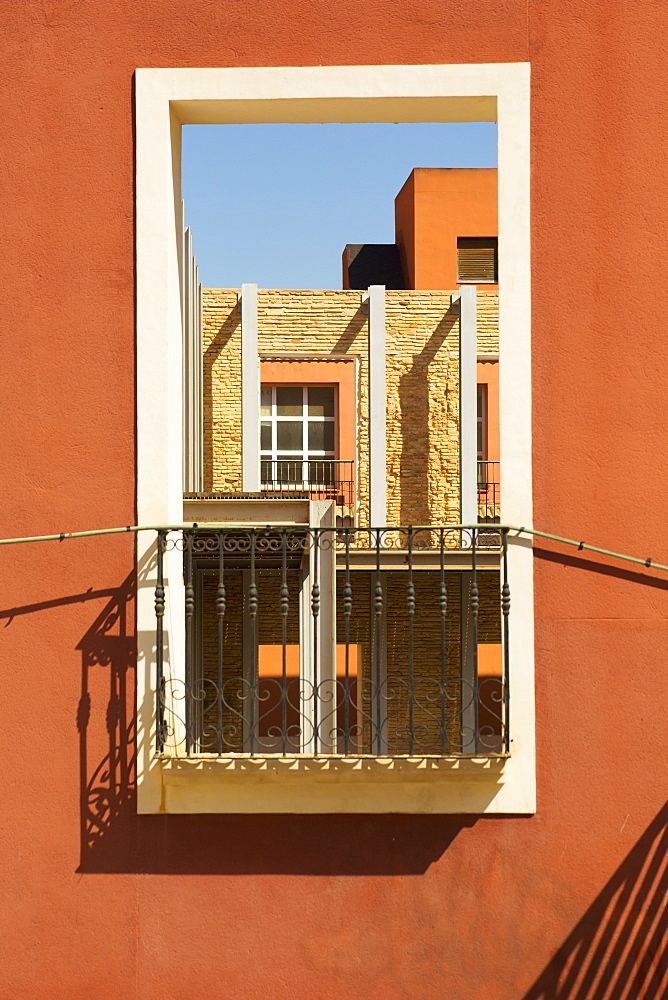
[{"left": 182, "top": 122, "right": 497, "bottom": 289}]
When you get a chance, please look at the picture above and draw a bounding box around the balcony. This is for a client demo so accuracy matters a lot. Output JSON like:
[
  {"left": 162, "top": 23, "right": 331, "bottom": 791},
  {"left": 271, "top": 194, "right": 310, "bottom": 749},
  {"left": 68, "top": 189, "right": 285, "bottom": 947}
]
[
  {"left": 260, "top": 458, "right": 354, "bottom": 508},
  {"left": 257, "top": 459, "right": 499, "bottom": 518},
  {"left": 154, "top": 525, "right": 510, "bottom": 760}
]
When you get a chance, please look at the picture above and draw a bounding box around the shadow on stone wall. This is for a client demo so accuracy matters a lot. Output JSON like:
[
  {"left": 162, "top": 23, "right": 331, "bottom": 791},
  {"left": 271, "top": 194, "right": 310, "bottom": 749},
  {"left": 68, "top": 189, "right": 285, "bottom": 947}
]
[
  {"left": 203, "top": 302, "right": 240, "bottom": 492},
  {"left": 398, "top": 307, "right": 457, "bottom": 526},
  {"left": 329, "top": 303, "right": 367, "bottom": 354}
]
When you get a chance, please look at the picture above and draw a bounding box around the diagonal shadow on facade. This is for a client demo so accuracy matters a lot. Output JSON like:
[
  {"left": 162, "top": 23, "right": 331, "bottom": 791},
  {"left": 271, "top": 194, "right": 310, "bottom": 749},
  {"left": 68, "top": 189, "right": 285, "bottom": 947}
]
[
  {"left": 523, "top": 548, "right": 668, "bottom": 998},
  {"left": 523, "top": 800, "right": 668, "bottom": 1000}
]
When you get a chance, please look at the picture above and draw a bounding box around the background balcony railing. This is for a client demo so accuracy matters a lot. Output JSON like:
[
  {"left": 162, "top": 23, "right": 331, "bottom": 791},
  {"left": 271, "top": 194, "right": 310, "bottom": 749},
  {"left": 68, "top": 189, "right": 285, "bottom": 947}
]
[
  {"left": 154, "top": 525, "right": 510, "bottom": 760},
  {"left": 261, "top": 459, "right": 354, "bottom": 507},
  {"left": 478, "top": 460, "right": 500, "bottom": 522}
]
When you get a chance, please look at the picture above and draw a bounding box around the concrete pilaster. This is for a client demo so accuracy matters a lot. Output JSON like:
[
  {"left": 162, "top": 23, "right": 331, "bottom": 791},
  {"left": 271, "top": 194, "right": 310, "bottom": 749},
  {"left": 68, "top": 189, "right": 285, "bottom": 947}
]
[
  {"left": 241, "top": 283, "right": 260, "bottom": 492},
  {"left": 368, "top": 285, "right": 387, "bottom": 527},
  {"left": 459, "top": 285, "right": 478, "bottom": 526}
]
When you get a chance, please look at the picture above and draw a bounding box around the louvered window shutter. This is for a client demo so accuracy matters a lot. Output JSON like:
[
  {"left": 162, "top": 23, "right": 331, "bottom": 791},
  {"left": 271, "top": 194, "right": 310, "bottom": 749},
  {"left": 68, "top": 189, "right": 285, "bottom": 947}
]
[{"left": 457, "top": 237, "right": 498, "bottom": 282}]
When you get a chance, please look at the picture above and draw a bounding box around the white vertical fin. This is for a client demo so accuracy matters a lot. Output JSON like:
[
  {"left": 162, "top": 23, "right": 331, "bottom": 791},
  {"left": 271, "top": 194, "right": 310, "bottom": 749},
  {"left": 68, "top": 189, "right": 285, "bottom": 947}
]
[
  {"left": 241, "top": 283, "right": 260, "bottom": 492},
  {"left": 459, "top": 285, "right": 478, "bottom": 526},
  {"left": 368, "top": 285, "right": 387, "bottom": 528}
]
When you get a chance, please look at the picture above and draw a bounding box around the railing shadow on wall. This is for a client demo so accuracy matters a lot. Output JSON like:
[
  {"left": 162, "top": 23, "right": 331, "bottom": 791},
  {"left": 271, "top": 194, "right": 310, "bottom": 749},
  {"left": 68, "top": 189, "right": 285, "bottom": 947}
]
[
  {"left": 523, "top": 800, "right": 668, "bottom": 1000},
  {"left": 0, "top": 568, "right": 138, "bottom": 872},
  {"left": 71, "top": 540, "right": 474, "bottom": 875},
  {"left": 76, "top": 568, "right": 138, "bottom": 871}
]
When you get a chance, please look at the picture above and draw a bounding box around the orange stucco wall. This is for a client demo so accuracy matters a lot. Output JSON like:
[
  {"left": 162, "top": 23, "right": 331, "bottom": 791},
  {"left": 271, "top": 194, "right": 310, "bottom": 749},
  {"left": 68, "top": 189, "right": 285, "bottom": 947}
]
[
  {"left": 1, "top": 5, "right": 668, "bottom": 1000},
  {"left": 394, "top": 170, "right": 416, "bottom": 288},
  {"left": 395, "top": 168, "right": 498, "bottom": 289}
]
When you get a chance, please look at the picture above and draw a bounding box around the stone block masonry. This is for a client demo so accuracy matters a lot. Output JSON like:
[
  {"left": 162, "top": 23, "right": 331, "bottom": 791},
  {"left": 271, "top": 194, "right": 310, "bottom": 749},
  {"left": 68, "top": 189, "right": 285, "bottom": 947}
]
[
  {"left": 476, "top": 291, "right": 499, "bottom": 355},
  {"left": 202, "top": 288, "right": 498, "bottom": 526}
]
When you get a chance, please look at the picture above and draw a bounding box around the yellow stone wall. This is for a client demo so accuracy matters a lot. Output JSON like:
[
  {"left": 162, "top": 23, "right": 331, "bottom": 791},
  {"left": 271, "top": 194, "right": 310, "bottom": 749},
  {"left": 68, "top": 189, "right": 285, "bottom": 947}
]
[
  {"left": 202, "top": 288, "right": 498, "bottom": 526},
  {"left": 202, "top": 288, "right": 242, "bottom": 493},
  {"left": 476, "top": 291, "right": 499, "bottom": 355}
]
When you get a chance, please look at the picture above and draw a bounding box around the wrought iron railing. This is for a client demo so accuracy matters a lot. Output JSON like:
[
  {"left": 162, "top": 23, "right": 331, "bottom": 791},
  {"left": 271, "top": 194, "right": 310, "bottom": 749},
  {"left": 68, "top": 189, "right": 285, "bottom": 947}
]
[
  {"left": 154, "top": 525, "right": 510, "bottom": 759},
  {"left": 260, "top": 459, "right": 354, "bottom": 507},
  {"left": 478, "top": 460, "right": 500, "bottom": 521}
]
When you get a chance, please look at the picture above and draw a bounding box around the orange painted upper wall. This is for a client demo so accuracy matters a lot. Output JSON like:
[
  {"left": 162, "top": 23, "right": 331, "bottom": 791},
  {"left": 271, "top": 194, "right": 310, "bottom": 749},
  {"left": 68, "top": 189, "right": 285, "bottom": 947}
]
[
  {"left": 395, "top": 168, "right": 497, "bottom": 289},
  {"left": 394, "top": 171, "right": 416, "bottom": 288}
]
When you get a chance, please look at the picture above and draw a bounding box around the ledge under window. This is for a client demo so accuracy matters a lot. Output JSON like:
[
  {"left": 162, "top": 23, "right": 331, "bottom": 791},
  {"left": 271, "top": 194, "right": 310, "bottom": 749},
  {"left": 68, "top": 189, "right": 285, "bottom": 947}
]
[{"left": 143, "top": 753, "right": 512, "bottom": 814}]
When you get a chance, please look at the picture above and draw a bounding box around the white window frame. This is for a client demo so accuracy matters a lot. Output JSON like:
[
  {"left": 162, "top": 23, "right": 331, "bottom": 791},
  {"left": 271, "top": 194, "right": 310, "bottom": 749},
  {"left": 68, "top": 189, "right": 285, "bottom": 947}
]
[
  {"left": 135, "top": 63, "right": 533, "bottom": 815},
  {"left": 261, "top": 384, "right": 337, "bottom": 488}
]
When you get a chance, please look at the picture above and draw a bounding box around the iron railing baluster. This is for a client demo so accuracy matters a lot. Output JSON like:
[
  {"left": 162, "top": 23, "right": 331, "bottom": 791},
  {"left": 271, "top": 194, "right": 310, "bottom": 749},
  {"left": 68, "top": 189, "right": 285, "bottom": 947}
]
[
  {"left": 216, "top": 530, "right": 226, "bottom": 754},
  {"left": 502, "top": 527, "right": 511, "bottom": 754},
  {"left": 184, "top": 528, "right": 195, "bottom": 754},
  {"left": 311, "top": 527, "right": 320, "bottom": 752},
  {"left": 343, "top": 529, "right": 352, "bottom": 754},
  {"left": 439, "top": 527, "right": 448, "bottom": 755},
  {"left": 470, "top": 528, "right": 479, "bottom": 754},
  {"left": 249, "top": 530, "right": 257, "bottom": 753},
  {"left": 344, "top": 532, "right": 353, "bottom": 753},
  {"left": 280, "top": 529, "right": 288, "bottom": 754},
  {"left": 374, "top": 529, "right": 383, "bottom": 755},
  {"left": 155, "top": 530, "right": 166, "bottom": 753},
  {"left": 407, "top": 527, "right": 415, "bottom": 755}
]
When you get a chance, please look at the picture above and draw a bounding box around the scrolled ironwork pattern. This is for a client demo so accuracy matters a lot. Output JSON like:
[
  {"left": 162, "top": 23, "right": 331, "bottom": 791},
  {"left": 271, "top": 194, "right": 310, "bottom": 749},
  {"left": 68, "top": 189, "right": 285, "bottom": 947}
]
[{"left": 158, "top": 673, "right": 506, "bottom": 756}]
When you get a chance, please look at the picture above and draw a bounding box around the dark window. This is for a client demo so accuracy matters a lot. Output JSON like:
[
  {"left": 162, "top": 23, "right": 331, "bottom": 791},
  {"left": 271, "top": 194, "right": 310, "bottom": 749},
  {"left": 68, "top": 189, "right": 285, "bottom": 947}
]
[{"left": 457, "top": 237, "right": 498, "bottom": 283}]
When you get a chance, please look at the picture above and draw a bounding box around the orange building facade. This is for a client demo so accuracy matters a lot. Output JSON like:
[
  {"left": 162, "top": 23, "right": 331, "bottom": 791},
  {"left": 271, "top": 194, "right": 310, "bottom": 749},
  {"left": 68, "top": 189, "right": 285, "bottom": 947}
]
[
  {"left": 342, "top": 168, "right": 500, "bottom": 480},
  {"left": 395, "top": 167, "right": 498, "bottom": 290},
  {"left": 343, "top": 167, "right": 498, "bottom": 292},
  {"left": 1, "top": 6, "right": 667, "bottom": 1000}
]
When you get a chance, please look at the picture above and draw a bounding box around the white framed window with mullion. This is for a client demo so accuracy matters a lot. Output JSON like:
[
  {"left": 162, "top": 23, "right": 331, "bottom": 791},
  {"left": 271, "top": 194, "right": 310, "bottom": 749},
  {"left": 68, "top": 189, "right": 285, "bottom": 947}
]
[{"left": 260, "top": 385, "right": 337, "bottom": 488}]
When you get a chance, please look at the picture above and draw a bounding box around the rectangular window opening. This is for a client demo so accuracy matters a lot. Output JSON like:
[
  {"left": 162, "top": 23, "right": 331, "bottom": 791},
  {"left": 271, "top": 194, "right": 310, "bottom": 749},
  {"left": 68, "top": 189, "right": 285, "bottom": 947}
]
[
  {"left": 135, "top": 64, "right": 534, "bottom": 813},
  {"left": 457, "top": 236, "right": 498, "bottom": 283},
  {"left": 260, "top": 383, "right": 341, "bottom": 498}
]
